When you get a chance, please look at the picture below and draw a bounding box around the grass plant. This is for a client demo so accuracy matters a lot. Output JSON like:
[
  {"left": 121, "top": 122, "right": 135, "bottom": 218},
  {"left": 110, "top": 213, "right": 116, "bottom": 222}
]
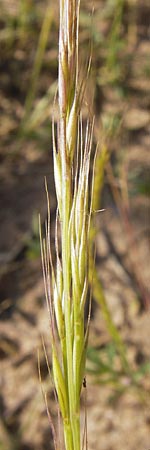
[
  {"left": 40, "top": 1, "right": 95, "bottom": 449},
  {"left": 24, "top": 4, "right": 54, "bottom": 121},
  {"left": 1, "top": 1, "right": 149, "bottom": 449},
  {"left": 89, "top": 144, "right": 129, "bottom": 373}
]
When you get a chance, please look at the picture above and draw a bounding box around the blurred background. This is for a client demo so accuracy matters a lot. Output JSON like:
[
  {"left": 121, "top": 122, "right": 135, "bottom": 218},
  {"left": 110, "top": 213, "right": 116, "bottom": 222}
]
[{"left": 0, "top": 0, "right": 150, "bottom": 449}]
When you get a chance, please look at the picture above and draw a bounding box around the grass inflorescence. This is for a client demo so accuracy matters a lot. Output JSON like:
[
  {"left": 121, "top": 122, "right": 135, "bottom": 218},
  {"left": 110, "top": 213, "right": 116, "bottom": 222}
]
[{"left": 40, "top": 1, "right": 95, "bottom": 449}]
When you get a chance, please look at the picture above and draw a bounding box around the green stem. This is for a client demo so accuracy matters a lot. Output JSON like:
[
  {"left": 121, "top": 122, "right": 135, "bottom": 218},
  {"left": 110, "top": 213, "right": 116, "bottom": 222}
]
[
  {"left": 64, "top": 419, "right": 74, "bottom": 450},
  {"left": 60, "top": 115, "right": 81, "bottom": 449}
]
